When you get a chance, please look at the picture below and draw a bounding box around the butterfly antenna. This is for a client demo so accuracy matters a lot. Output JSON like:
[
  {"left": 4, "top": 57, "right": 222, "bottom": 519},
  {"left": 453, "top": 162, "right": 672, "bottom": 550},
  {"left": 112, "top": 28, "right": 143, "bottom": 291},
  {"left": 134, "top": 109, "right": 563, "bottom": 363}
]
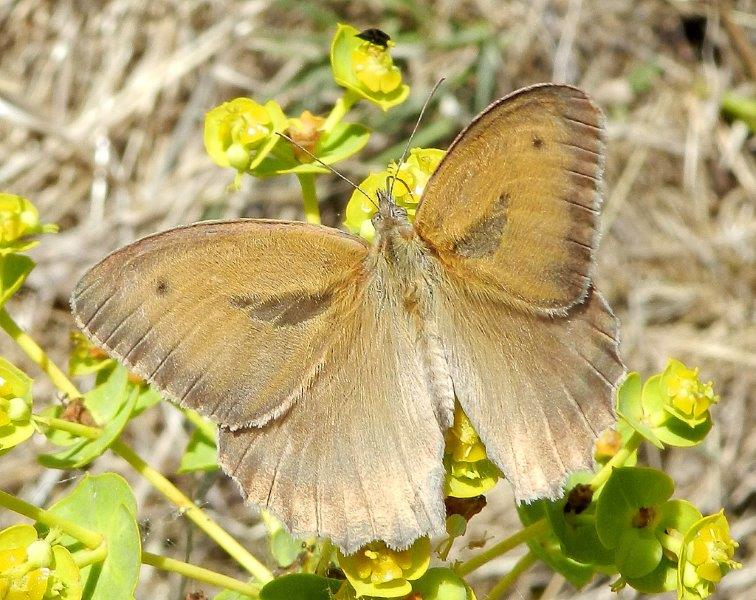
[
  {"left": 388, "top": 77, "right": 445, "bottom": 198},
  {"left": 276, "top": 132, "right": 378, "bottom": 209}
]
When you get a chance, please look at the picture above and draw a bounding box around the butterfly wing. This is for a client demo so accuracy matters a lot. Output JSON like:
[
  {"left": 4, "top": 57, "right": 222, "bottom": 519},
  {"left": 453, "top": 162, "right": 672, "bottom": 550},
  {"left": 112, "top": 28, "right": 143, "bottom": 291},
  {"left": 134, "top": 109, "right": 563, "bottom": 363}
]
[
  {"left": 438, "top": 281, "right": 623, "bottom": 501},
  {"left": 71, "top": 219, "right": 371, "bottom": 428},
  {"left": 219, "top": 280, "right": 451, "bottom": 553},
  {"left": 414, "top": 84, "right": 623, "bottom": 501},
  {"left": 72, "top": 219, "right": 449, "bottom": 551},
  {"left": 415, "top": 84, "right": 605, "bottom": 314}
]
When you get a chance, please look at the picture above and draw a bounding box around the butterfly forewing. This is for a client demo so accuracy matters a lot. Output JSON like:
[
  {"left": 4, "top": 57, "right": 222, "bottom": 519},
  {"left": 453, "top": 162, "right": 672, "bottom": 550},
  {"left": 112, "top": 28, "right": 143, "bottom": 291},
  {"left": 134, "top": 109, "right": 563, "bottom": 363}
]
[
  {"left": 415, "top": 84, "right": 605, "bottom": 313},
  {"left": 71, "top": 219, "right": 369, "bottom": 428}
]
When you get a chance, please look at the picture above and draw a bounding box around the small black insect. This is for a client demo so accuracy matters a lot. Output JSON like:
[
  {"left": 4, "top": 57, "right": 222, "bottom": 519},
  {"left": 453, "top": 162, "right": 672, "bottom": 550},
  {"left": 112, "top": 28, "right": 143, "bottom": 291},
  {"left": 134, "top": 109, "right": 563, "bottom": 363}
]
[{"left": 356, "top": 28, "right": 391, "bottom": 48}]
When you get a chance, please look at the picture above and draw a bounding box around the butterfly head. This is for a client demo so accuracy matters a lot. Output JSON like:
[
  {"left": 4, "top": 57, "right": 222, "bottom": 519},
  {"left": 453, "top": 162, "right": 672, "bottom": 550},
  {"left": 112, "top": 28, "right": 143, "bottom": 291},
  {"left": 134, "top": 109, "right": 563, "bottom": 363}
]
[{"left": 372, "top": 188, "right": 409, "bottom": 232}]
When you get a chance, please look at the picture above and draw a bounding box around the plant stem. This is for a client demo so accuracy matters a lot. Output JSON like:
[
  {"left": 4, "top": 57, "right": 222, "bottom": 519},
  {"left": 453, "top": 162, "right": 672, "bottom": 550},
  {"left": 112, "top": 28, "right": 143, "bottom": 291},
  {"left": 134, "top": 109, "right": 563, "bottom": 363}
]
[
  {"left": 1, "top": 307, "right": 273, "bottom": 583},
  {"left": 0, "top": 308, "right": 80, "bottom": 399},
  {"left": 181, "top": 408, "right": 216, "bottom": 441},
  {"left": 142, "top": 551, "right": 261, "bottom": 598},
  {"left": 0, "top": 489, "right": 102, "bottom": 549},
  {"left": 33, "top": 415, "right": 100, "bottom": 439},
  {"left": 455, "top": 519, "right": 549, "bottom": 577},
  {"left": 590, "top": 431, "right": 644, "bottom": 490},
  {"left": 72, "top": 543, "right": 108, "bottom": 568},
  {"left": 485, "top": 551, "right": 537, "bottom": 600},
  {"left": 297, "top": 173, "right": 320, "bottom": 224},
  {"left": 111, "top": 440, "right": 273, "bottom": 583},
  {"left": 322, "top": 90, "right": 358, "bottom": 133}
]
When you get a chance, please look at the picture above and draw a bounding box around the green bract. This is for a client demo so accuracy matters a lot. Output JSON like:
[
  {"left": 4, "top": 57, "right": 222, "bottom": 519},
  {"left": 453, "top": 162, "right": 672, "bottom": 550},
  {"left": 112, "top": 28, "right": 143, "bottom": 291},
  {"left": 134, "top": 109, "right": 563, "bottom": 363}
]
[
  {"left": 261, "top": 511, "right": 302, "bottom": 568},
  {"left": 47, "top": 474, "right": 141, "bottom": 600},
  {"left": 596, "top": 467, "right": 674, "bottom": 582},
  {"left": 0, "top": 253, "right": 34, "bottom": 309},
  {"left": 0, "top": 193, "right": 57, "bottom": 256},
  {"left": 330, "top": 24, "right": 409, "bottom": 111},
  {"left": 178, "top": 421, "right": 218, "bottom": 474},
  {"left": 0, "top": 358, "right": 35, "bottom": 455},
  {"left": 259, "top": 573, "right": 341, "bottom": 600}
]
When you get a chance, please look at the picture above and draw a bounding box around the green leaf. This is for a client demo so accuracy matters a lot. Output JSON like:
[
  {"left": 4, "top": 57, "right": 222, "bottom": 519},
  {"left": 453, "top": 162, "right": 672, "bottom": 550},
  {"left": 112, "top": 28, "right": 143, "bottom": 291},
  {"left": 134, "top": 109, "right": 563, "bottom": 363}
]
[
  {"left": 517, "top": 502, "right": 596, "bottom": 589},
  {"left": 624, "top": 556, "right": 678, "bottom": 594},
  {"left": 178, "top": 425, "right": 218, "bottom": 474},
  {"left": 615, "top": 528, "right": 662, "bottom": 579},
  {"left": 252, "top": 123, "right": 370, "bottom": 176},
  {"left": 616, "top": 372, "right": 664, "bottom": 448},
  {"left": 658, "top": 499, "right": 702, "bottom": 536},
  {"left": 39, "top": 380, "right": 136, "bottom": 469},
  {"left": 260, "top": 573, "right": 342, "bottom": 600},
  {"left": 0, "top": 253, "right": 34, "bottom": 307},
  {"left": 545, "top": 472, "right": 615, "bottom": 566},
  {"left": 411, "top": 567, "right": 468, "bottom": 600},
  {"left": 595, "top": 467, "right": 674, "bottom": 549},
  {"left": 654, "top": 414, "right": 712, "bottom": 447},
  {"left": 131, "top": 384, "right": 162, "bottom": 417},
  {"left": 46, "top": 473, "right": 141, "bottom": 600},
  {"left": 84, "top": 365, "right": 129, "bottom": 423},
  {"left": 261, "top": 511, "right": 302, "bottom": 568}
]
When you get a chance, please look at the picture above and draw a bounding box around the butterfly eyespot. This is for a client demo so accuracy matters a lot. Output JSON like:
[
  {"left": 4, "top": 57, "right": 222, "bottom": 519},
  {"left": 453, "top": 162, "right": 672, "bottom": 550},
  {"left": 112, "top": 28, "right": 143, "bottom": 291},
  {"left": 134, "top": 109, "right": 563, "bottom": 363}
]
[
  {"left": 155, "top": 278, "right": 169, "bottom": 296},
  {"left": 532, "top": 136, "right": 544, "bottom": 149}
]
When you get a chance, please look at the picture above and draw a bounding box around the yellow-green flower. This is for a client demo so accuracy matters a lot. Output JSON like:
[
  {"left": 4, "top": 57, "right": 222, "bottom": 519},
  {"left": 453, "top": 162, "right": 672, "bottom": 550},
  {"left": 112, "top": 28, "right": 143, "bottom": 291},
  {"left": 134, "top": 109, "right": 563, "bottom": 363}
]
[
  {"left": 330, "top": 24, "right": 409, "bottom": 111},
  {"left": 203, "top": 98, "right": 287, "bottom": 179},
  {"left": 344, "top": 147, "right": 445, "bottom": 240},
  {"left": 660, "top": 359, "right": 718, "bottom": 426},
  {"left": 443, "top": 404, "right": 499, "bottom": 498},
  {"left": 0, "top": 193, "right": 57, "bottom": 255},
  {"left": 0, "top": 525, "right": 82, "bottom": 600},
  {"left": 678, "top": 512, "right": 741, "bottom": 599},
  {"left": 0, "top": 358, "right": 35, "bottom": 456},
  {"left": 338, "top": 537, "right": 430, "bottom": 598}
]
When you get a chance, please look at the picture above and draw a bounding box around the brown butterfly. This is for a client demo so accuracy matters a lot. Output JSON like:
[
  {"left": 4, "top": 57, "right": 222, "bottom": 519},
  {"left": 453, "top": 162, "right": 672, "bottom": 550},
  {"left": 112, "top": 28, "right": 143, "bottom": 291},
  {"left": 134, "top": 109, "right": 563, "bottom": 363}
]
[{"left": 71, "top": 84, "right": 624, "bottom": 554}]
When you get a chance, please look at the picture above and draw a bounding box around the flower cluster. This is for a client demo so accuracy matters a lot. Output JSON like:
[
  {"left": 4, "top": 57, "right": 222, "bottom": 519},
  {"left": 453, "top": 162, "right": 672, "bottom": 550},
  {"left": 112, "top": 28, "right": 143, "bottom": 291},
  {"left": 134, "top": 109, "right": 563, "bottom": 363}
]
[
  {"left": 0, "top": 193, "right": 57, "bottom": 255},
  {"left": 0, "top": 358, "right": 35, "bottom": 456},
  {"left": 0, "top": 525, "right": 81, "bottom": 599}
]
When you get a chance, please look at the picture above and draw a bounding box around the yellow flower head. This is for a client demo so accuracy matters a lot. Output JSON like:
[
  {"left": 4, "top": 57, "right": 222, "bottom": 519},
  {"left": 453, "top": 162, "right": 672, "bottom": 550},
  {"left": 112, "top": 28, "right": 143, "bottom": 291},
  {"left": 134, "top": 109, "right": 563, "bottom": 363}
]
[
  {"left": 679, "top": 512, "right": 741, "bottom": 599},
  {"left": 0, "top": 525, "right": 82, "bottom": 600},
  {"left": 443, "top": 403, "right": 499, "bottom": 498},
  {"left": 344, "top": 147, "right": 445, "bottom": 240},
  {"left": 0, "top": 358, "right": 34, "bottom": 455},
  {"left": 285, "top": 110, "right": 326, "bottom": 162},
  {"left": 661, "top": 359, "right": 718, "bottom": 425},
  {"left": 203, "top": 98, "right": 287, "bottom": 175},
  {"left": 594, "top": 428, "right": 623, "bottom": 463},
  {"left": 0, "top": 193, "right": 57, "bottom": 254},
  {"left": 330, "top": 24, "right": 409, "bottom": 111},
  {"left": 352, "top": 40, "right": 401, "bottom": 94},
  {"left": 338, "top": 537, "right": 430, "bottom": 598}
]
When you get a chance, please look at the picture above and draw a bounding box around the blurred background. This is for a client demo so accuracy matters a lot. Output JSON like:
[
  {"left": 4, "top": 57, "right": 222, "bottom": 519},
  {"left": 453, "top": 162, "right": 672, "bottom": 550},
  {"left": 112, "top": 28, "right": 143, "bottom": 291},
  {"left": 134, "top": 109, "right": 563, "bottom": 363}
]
[{"left": 0, "top": 0, "right": 753, "bottom": 597}]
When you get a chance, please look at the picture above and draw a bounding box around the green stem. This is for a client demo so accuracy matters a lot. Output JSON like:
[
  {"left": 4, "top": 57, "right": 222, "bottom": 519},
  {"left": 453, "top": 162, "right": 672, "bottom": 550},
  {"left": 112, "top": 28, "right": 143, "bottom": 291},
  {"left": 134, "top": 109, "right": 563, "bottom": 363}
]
[
  {"left": 111, "top": 440, "right": 273, "bottom": 583},
  {"left": 72, "top": 543, "right": 108, "bottom": 568},
  {"left": 485, "top": 551, "right": 538, "bottom": 600},
  {"left": 1, "top": 307, "right": 273, "bottom": 583},
  {"left": 456, "top": 519, "right": 549, "bottom": 577},
  {"left": 322, "top": 90, "right": 358, "bottom": 133},
  {"left": 297, "top": 173, "right": 321, "bottom": 225},
  {"left": 590, "top": 431, "right": 644, "bottom": 490},
  {"left": 0, "top": 489, "right": 102, "bottom": 549},
  {"left": 33, "top": 415, "right": 100, "bottom": 439},
  {"left": 181, "top": 408, "right": 216, "bottom": 441},
  {"left": 0, "top": 307, "right": 80, "bottom": 399},
  {"left": 142, "top": 551, "right": 261, "bottom": 598}
]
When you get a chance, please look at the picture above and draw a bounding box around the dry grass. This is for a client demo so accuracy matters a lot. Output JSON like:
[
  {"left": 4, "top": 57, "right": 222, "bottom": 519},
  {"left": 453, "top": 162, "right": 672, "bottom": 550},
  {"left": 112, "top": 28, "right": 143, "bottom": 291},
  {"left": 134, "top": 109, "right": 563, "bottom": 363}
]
[{"left": 0, "top": 0, "right": 754, "bottom": 598}]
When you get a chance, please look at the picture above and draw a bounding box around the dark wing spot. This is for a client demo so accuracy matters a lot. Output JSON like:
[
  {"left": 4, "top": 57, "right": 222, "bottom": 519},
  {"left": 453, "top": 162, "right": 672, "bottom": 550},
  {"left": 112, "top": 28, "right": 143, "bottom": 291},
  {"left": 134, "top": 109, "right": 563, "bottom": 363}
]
[
  {"left": 230, "top": 290, "right": 333, "bottom": 327},
  {"left": 532, "top": 136, "right": 544, "bottom": 149},
  {"left": 452, "top": 192, "right": 510, "bottom": 258},
  {"left": 155, "top": 278, "right": 169, "bottom": 296}
]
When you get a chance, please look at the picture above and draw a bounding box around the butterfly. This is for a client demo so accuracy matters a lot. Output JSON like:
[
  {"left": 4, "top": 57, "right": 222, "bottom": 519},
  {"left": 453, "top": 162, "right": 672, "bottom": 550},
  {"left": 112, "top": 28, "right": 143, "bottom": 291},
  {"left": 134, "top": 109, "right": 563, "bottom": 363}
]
[{"left": 71, "top": 83, "right": 624, "bottom": 554}]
